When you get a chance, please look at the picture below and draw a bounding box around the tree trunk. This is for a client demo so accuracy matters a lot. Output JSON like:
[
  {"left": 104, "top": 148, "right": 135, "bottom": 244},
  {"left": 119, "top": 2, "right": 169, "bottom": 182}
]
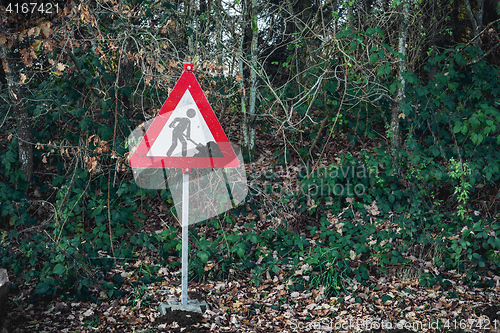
[
  {"left": 187, "top": 0, "right": 196, "bottom": 55},
  {"left": 246, "top": 0, "right": 258, "bottom": 160},
  {"left": 0, "top": 43, "right": 33, "bottom": 182},
  {"left": 464, "top": 0, "right": 484, "bottom": 45},
  {"left": 390, "top": 0, "right": 410, "bottom": 149},
  {"left": 239, "top": 2, "right": 249, "bottom": 160},
  {"left": 240, "top": 0, "right": 257, "bottom": 161}
]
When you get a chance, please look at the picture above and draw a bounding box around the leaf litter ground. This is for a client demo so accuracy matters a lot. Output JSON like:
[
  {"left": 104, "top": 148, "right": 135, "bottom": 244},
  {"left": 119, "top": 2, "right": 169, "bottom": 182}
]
[{"left": 3, "top": 274, "right": 500, "bottom": 332}]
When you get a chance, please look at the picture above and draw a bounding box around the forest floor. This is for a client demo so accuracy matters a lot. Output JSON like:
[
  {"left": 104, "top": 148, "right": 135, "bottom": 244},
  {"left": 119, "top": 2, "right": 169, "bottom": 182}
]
[
  {"left": 2, "top": 264, "right": 500, "bottom": 333},
  {"left": 3, "top": 137, "right": 500, "bottom": 333}
]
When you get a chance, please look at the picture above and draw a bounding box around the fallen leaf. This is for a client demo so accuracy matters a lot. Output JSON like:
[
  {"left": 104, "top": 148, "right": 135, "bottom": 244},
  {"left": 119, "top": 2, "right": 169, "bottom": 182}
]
[
  {"left": 83, "top": 309, "right": 94, "bottom": 317},
  {"left": 349, "top": 250, "right": 356, "bottom": 260},
  {"left": 2, "top": 60, "right": 8, "bottom": 73},
  {"left": 41, "top": 22, "right": 52, "bottom": 38}
]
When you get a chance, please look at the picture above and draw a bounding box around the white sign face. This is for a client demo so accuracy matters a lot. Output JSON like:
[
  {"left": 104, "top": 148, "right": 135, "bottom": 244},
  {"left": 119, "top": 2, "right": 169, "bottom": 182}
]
[
  {"left": 147, "top": 90, "right": 216, "bottom": 158},
  {"left": 128, "top": 63, "right": 246, "bottom": 229}
]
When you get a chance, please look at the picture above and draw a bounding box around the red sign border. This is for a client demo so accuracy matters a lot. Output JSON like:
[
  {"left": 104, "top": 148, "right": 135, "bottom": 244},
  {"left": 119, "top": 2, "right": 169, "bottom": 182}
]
[{"left": 129, "top": 66, "right": 239, "bottom": 169}]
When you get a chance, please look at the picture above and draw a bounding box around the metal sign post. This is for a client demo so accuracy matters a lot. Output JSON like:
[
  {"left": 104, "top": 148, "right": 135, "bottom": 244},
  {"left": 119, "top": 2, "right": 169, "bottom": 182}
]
[
  {"left": 181, "top": 168, "right": 189, "bottom": 305},
  {"left": 129, "top": 63, "right": 241, "bottom": 314}
]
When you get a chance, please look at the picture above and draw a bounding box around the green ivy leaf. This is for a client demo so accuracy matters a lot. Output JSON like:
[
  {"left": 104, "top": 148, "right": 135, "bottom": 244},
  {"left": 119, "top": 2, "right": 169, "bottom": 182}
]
[
  {"left": 390, "top": 83, "right": 397, "bottom": 94},
  {"left": 455, "top": 53, "right": 465, "bottom": 66},
  {"left": 197, "top": 251, "right": 209, "bottom": 263},
  {"left": 471, "top": 133, "right": 478, "bottom": 143},
  {"left": 495, "top": 237, "right": 500, "bottom": 249},
  {"left": 35, "top": 282, "right": 50, "bottom": 295},
  {"left": 381, "top": 294, "right": 393, "bottom": 302},
  {"left": 377, "top": 67, "right": 385, "bottom": 77},
  {"left": 250, "top": 234, "right": 258, "bottom": 243},
  {"left": 349, "top": 41, "right": 357, "bottom": 52},
  {"left": 251, "top": 19, "right": 258, "bottom": 32},
  {"left": 53, "top": 263, "right": 66, "bottom": 276},
  {"left": 369, "top": 53, "right": 378, "bottom": 65}
]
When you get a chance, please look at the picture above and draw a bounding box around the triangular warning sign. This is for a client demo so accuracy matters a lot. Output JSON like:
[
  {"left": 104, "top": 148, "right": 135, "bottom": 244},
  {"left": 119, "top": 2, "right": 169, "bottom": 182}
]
[{"left": 129, "top": 63, "right": 239, "bottom": 169}]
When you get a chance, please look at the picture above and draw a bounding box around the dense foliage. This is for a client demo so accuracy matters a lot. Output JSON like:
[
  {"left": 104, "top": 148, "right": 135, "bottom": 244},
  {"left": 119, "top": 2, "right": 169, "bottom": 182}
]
[{"left": 1, "top": 0, "right": 500, "bottom": 305}]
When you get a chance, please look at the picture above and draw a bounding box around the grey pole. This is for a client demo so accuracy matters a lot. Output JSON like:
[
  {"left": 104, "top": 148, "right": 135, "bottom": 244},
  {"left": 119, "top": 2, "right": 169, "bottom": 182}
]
[{"left": 181, "top": 168, "right": 189, "bottom": 305}]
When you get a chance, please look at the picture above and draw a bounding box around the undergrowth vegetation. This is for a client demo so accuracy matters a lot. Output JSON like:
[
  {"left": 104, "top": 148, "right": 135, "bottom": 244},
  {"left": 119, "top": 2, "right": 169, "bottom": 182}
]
[{"left": 1, "top": 42, "right": 500, "bottom": 305}]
